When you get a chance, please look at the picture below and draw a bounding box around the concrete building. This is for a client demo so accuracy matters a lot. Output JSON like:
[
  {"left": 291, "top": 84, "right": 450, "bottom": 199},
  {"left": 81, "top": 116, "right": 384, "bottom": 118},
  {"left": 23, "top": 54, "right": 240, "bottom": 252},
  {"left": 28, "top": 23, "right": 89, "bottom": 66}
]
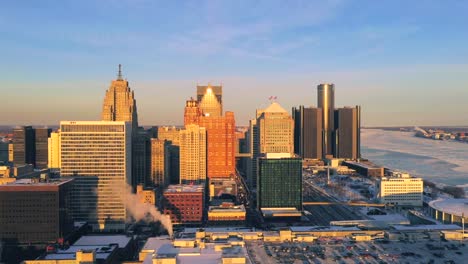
[
  {"left": 376, "top": 172, "right": 423, "bottom": 207},
  {"left": 48, "top": 131, "right": 61, "bottom": 169},
  {"left": 163, "top": 184, "right": 205, "bottom": 224},
  {"left": 317, "top": 83, "right": 335, "bottom": 157},
  {"left": 197, "top": 84, "right": 223, "bottom": 117},
  {"left": 35, "top": 128, "right": 52, "bottom": 169},
  {"left": 257, "top": 153, "right": 302, "bottom": 217},
  {"left": 23, "top": 235, "right": 133, "bottom": 264},
  {"left": 292, "top": 106, "right": 322, "bottom": 159},
  {"left": 150, "top": 138, "right": 171, "bottom": 187},
  {"left": 208, "top": 202, "right": 246, "bottom": 223},
  {"left": 60, "top": 121, "right": 132, "bottom": 231},
  {"left": 257, "top": 102, "right": 294, "bottom": 155},
  {"left": 334, "top": 106, "right": 360, "bottom": 160},
  {"left": 12, "top": 126, "right": 35, "bottom": 166},
  {"left": 0, "top": 178, "right": 74, "bottom": 244},
  {"left": 179, "top": 124, "right": 207, "bottom": 184}
]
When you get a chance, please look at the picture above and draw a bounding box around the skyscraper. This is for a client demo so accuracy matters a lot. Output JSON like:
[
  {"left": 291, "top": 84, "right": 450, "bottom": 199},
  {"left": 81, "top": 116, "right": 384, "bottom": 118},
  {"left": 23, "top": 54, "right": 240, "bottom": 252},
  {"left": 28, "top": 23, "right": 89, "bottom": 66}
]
[
  {"left": 179, "top": 124, "right": 207, "bottom": 184},
  {"left": 60, "top": 121, "right": 132, "bottom": 231},
  {"left": 334, "top": 106, "right": 360, "bottom": 160},
  {"left": 184, "top": 94, "right": 236, "bottom": 179},
  {"left": 257, "top": 102, "right": 294, "bottom": 154},
  {"left": 12, "top": 126, "right": 35, "bottom": 166},
  {"left": 101, "top": 65, "right": 138, "bottom": 128},
  {"left": 292, "top": 106, "right": 323, "bottom": 159},
  {"left": 35, "top": 128, "right": 51, "bottom": 169},
  {"left": 317, "top": 83, "right": 335, "bottom": 157},
  {"left": 101, "top": 65, "right": 145, "bottom": 188},
  {"left": 197, "top": 84, "right": 222, "bottom": 117}
]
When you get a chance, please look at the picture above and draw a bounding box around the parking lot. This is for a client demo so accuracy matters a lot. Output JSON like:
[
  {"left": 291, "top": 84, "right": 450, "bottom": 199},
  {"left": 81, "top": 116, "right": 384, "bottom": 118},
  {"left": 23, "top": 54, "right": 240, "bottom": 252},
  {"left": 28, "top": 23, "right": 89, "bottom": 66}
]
[{"left": 246, "top": 238, "right": 468, "bottom": 264}]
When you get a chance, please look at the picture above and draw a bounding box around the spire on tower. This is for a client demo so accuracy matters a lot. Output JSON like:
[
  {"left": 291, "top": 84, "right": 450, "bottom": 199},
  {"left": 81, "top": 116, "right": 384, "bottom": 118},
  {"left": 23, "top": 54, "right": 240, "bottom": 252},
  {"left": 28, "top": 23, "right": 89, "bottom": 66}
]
[{"left": 117, "top": 64, "right": 123, "bottom": 80}]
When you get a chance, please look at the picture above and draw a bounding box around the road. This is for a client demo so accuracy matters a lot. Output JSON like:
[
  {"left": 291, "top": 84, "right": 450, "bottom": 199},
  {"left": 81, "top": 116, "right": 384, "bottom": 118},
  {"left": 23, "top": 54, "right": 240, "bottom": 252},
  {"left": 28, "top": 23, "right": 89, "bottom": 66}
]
[{"left": 303, "top": 180, "right": 365, "bottom": 226}]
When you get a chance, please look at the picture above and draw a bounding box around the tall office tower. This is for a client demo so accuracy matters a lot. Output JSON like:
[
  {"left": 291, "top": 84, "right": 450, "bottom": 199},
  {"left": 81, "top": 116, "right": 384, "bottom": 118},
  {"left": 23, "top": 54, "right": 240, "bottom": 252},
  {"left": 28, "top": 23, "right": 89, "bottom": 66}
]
[
  {"left": 101, "top": 65, "right": 144, "bottom": 188},
  {"left": 158, "top": 126, "right": 181, "bottom": 184},
  {"left": 179, "top": 124, "right": 206, "bottom": 184},
  {"left": 334, "top": 106, "right": 360, "bottom": 160},
  {"left": 257, "top": 153, "right": 302, "bottom": 218},
  {"left": 257, "top": 102, "right": 294, "bottom": 154},
  {"left": 35, "top": 128, "right": 51, "bottom": 169},
  {"left": 317, "top": 83, "right": 335, "bottom": 157},
  {"left": 184, "top": 95, "right": 236, "bottom": 179},
  {"left": 150, "top": 138, "right": 171, "bottom": 187},
  {"left": 197, "top": 84, "right": 222, "bottom": 117},
  {"left": 12, "top": 126, "right": 35, "bottom": 166},
  {"left": 292, "top": 106, "right": 323, "bottom": 159},
  {"left": 48, "top": 131, "right": 61, "bottom": 169},
  {"left": 60, "top": 121, "right": 132, "bottom": 231}
]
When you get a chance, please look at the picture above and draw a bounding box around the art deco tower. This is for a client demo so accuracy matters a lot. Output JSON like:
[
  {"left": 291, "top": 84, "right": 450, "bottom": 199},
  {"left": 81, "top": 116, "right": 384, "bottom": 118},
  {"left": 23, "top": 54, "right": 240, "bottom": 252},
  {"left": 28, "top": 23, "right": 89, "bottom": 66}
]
[
  {"left": 102, "top": 65, "right": 138, "bottom": 128},
  {"left": 197, "top": 84, "right": 222, "bottom": 117}
]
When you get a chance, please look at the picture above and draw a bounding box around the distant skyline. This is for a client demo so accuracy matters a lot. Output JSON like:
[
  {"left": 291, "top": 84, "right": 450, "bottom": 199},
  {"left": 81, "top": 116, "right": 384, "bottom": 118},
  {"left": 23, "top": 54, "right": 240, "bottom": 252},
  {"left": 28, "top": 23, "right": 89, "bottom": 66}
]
[{"left": 1, "top": 1, "right": 468, "bottom": 126}]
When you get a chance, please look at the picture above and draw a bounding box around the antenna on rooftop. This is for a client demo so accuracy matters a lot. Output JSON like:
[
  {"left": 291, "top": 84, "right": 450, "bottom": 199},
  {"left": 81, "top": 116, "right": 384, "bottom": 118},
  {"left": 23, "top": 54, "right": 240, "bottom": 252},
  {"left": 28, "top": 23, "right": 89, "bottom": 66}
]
[{"left": 117, "top": 64, "right": 123, "bottom": 80}]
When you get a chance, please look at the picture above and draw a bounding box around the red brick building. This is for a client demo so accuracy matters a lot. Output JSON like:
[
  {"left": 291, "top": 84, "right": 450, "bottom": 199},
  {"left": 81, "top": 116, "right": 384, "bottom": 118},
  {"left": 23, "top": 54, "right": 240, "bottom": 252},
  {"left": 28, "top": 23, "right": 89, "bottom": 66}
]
[{"left": 163, "top": 184, "right": 204, "bottom": 224}]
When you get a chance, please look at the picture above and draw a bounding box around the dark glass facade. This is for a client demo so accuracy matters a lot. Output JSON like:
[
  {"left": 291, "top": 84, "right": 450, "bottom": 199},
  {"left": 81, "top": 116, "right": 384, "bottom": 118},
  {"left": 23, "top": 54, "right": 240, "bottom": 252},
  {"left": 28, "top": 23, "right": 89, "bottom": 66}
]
[
  {"left": 12, "top": 126, "right": 35, "bottom": 166},
  {"left": 293, "top": 106, "right": 323, "bottom": 159},
  {"left": 334, "top": 106, "right": 360, "bottom": 160},
  {"left": 257, "top": 157, "right": 302, "bottom": 210},
  {"left": 35, "top": 128, "right": 51, "bottom": 169}
]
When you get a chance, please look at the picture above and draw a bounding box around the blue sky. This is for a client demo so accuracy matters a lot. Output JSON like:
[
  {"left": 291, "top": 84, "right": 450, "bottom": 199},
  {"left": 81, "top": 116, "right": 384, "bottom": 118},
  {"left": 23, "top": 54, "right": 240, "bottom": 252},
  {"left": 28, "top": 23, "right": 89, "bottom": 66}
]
[{"left": 1, "top": 0, "right": 467, "bottom": 126}]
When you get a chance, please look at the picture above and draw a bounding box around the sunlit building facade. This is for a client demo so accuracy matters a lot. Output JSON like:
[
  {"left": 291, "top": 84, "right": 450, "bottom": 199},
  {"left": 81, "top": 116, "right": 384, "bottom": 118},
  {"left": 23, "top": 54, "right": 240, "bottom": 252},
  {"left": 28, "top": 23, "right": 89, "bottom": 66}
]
[
  {"left": 317, "top": 83, "right": 335, "bottom": 157},
  {"left": 60, "top": 121, "right": 132, "bottom": 231},
  {"left": 179, "top": 124, "right": 206, "bottom": 184},
  {"left": 150, "top": 138, "right": 171, "bottom": 187},
  {"left": 48, "top": 131, "right": 61, "bottom": 169},
  {"left": 197, "top": 84, "right": 222, "bottom": 117}
]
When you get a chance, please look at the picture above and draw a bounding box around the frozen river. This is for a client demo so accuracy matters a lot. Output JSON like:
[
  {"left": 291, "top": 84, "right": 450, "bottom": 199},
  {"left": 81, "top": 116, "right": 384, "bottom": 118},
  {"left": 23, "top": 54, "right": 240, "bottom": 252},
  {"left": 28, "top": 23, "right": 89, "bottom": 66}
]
[{"left": 361, "top": 129, "right": 468, "bottom": 188}]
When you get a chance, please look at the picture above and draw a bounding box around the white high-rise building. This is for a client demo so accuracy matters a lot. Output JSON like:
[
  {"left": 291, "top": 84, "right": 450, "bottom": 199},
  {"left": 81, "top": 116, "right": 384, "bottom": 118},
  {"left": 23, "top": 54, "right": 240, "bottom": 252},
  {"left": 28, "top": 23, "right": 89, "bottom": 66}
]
[
  {"left": 60, "top": 121, "right": 132, "bottom": 231},
  {"left": 179, "top": 124, "right": 206, "bottom": 184}
]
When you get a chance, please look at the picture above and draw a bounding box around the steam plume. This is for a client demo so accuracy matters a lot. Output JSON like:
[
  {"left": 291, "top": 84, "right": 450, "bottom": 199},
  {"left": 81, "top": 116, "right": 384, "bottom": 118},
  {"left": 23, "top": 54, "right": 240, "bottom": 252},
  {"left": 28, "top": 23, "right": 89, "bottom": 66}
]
[{"left": 119, "top": 185, "right": 173, "bottom": 237}]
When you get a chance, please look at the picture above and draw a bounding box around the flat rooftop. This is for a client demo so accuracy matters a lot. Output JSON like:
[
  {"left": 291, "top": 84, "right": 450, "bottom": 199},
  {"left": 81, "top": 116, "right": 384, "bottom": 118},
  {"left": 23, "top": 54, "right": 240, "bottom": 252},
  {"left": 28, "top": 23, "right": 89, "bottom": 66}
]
[
  {"left": 74, "top": 235, "right": 131, "bottom": 248},
  {"left": 343, "top": 161, "right": 383, "bottom": 170},
  {"left": 43, "top": 245, "right": 117, "bottom": 260},
  {"left": 164, "top": 184, "right": 204, "bottom": 193},
  {"left": 0, "top": 178, "right": 73, "bottom": 187}
]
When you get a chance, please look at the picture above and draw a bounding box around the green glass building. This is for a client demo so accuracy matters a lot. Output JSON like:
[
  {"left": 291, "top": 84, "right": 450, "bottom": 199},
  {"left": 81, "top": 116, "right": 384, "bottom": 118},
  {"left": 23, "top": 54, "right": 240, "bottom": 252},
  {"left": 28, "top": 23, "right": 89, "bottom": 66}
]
[{"left": 257, "top": 155, "right": 302, "bottom": 211}]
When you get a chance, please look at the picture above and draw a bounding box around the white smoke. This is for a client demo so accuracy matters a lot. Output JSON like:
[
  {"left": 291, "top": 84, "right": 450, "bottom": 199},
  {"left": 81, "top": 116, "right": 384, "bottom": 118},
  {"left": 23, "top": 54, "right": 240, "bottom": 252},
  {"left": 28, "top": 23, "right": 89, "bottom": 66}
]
[{"left": 119, "top": 185, "right": 173, "bottom": 237}]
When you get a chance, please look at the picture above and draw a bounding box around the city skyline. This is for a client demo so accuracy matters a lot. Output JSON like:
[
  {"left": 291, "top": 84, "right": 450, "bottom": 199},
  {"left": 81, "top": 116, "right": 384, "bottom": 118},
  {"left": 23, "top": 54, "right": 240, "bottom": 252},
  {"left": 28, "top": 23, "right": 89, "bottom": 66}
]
[{"left": 2, "top": 1, "right": 468, "bottom": 126}]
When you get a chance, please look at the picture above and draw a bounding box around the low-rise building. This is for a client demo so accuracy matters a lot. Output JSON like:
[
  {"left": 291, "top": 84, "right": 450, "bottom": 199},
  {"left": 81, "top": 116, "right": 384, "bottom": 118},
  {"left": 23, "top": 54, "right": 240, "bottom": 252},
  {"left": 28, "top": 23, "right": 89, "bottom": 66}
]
[
  {"left": 163, "top": 184, "right": 205, "bottom": 225},
  {"left": 0, "top": 178, "right": 74, "bottom": 245},
  {"left": 376, "top": 173, "right": 423, "bottom": 207},
  {"left": 208, "top": 202, "right": 246, "bottom": 223}
]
